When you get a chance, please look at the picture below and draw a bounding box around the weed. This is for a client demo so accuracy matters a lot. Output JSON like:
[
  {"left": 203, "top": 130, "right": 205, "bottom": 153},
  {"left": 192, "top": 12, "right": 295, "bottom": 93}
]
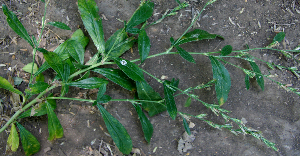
[{"left": 1, "top": 0, "right": 300, "bottom": 155}]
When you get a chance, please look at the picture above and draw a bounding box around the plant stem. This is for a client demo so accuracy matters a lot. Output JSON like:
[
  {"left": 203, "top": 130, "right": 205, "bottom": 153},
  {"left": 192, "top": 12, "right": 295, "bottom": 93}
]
[
  {"left": 29, "top": 0, "right": 49, "bottom": 84},
  {"left": 0, "top": 85, "right": 56, "bottom": 133}
]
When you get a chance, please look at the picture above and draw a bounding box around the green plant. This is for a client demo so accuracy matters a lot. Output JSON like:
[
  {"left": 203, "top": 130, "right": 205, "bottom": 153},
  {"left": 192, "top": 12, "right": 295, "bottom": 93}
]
[{"left": 1, "top": 0, "right": 300, "bottom": 155}]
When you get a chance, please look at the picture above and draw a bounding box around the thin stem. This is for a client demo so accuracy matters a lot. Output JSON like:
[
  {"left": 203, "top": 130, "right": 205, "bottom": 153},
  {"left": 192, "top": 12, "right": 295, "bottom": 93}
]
[{"left": 0, "top": 85, "right": 56, "bottom": 133}]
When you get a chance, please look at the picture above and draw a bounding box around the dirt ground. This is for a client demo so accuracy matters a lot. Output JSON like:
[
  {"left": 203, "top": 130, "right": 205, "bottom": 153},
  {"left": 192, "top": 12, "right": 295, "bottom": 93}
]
[{"left": 0, "top": 0, "right": 300, "bottom": 155}]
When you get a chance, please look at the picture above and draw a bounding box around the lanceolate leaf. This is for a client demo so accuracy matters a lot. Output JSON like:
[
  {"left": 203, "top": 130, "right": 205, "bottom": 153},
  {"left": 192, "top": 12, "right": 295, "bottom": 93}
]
[
  {"left": 209, "top": 56, "right": 231, "bottom": 106},
  {"left": 67, "top": 77, "right": 109, "bottom": 89},
  {"left": 249, "top": 61, "right": 264, "bottom": 91},
  {"left": 7, "top": 123, "right": 19, "bottom": 152},
  {"left": 2, "top": 5, "right": 34, "bottom": 48},
  {"left": 133, "top": 103, "right": 153, "bottom": 143},
  {"left": 41, "top": 51, "right": 65, "bottom": 81},
  {"left": 96, "top": 103, "right": 132, "bottom": 155},
  {"left": 136, "top": 81, "right": 166, "bottom": 116},
  {"left": 175, "top": 46, "right": 195, "bottom": 63},
  {"left": 174, "top": 29, "right": 224, "bottom": 46},
  {"left": 105, "top": 29, "right": 135, "bottom": 59},
  {"left": 138, "top": 29, "right": 151, "bottom": 63},
  {"left": 126, "top": 1, "right": 154, "bottom": 31},
  {"left": 184, "top": 97, "right": 192, "bottom": 107},
  {"left": 0, "top": 76, "right": 23, "bottom": 95},
  {"left": 78, "top": 0, "right": 105, "bottom": 64},
  {"left": 93, "top": 68, "right": 136, "bottom": 91},
  {"left": 163, "top": 81, "right": 177, "bottom": 120},
  {"left": 114, "top": 58, "right": 145, "bottom": 82},
  {"left": 64, "top": 39, "right": 85, "bottom": 64},
  {"left": 16, "top": 122, "right": 40, "bottom": 156},
  {"left": 46, "top": 101, "right": 64, "bottom": 141},
  {"left": 47, "top": 21, "right": 71, "bottom": 30},
  {"left": 245, "top": 74, "right": 250, "bottom": 90},
  {"left": 221, "top": 45, "right": 232, "bottom": 56},
  {"left": 182, "top": 117, "right": 191, "bottom": 135}
]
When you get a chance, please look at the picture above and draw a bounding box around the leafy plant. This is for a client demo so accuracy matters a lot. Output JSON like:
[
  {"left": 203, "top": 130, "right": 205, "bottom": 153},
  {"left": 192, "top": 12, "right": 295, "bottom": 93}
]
[{"left": 1, "top": 0, "right": 299, "bottom": 155}]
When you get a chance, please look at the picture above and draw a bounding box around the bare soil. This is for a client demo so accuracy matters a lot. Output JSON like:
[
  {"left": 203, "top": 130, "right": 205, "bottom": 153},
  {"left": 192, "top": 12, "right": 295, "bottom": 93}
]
[{"left": 0, "top": 0, "right": 300, "bottom": 155}]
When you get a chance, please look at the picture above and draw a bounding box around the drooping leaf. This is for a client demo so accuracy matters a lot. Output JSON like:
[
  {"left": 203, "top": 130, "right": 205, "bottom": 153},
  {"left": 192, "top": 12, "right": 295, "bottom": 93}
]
[
  {"left": 136, "top": 81, "right": 165, "bottom": 116},
  {"left": 126, "top": 1, "right": 154, "bottom": 31},
  {"left": 105, "top": 29, "right": 135, "bottom": 59},
  {"left": 29, "top": 81, "right": 49, "bottom": 94},
  {"left": 221, "top": 45, "right": 232, "bottom": 56},
  {"left": 209, "top": 56, "right": 231, "bottom": 106},
  {"left": 96, "top": 103, "right": 132, "bottom": 155},
  {"left": 78, "top": 0, "right": 105, "bottom": 65},
  {"left": 184, "top": 97, "right": 192, "bottom": 107},
  {"left": 47, "top": 21, "right": 71, "bottom": 30},
  {"left": 22, "top": 62, "right": 38, "bottom": 74},
  {"left": 138, "top": 29, "right": 151, "bottom": 63},
  {"left": 0, "top": 76, "right": 23, "bottom": 95},
  {"left": 133, "top": 103, "right": 153, "bottom": 143},
  {"left": 93, "top": 68, "right": 136, "bottom": 91},
  {"left": 245, "top": 74, "right": 250, "bottom": 90},
  {"left": 114, "top": 58, "right": 145, "bottom": 82},
  {"left": 174, "top": 29, "right": 224, "bottom": 46},
  {"left": 46, "top": 101, "right": 64, "bottom": 141},
  {"left": 16, "top": 122, "right": 40, "bottom": 156},
  {"left": 163, "top": 81, "right": 177, "bottom": 120},
  {"left": 249, "top": 61, "right": 264, "bottom": 91},
  {"left": 7, "top": 123, "right": 19, "bottom": 152},
  {"left": 2, "top": 5, "right": 34, "bottom": 48},
  {"left": 182, "top": 117, "right": 191, "bottom": 135},
  {"left": 175, "top": 46, "right": 195, "bottom": 63},
  {"left": 67, "top": 77, "right": 109, "bottom": 89}
]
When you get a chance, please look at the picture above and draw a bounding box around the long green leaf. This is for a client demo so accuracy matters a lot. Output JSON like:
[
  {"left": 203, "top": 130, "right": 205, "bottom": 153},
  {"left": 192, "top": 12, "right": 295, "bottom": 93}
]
[
  {"left": 245, "top": 74, "right": 250, "bottom": 90},
  {"left": 138, "top": 29, "right": 151, "bottom": 63},
  {"left": 114, "top": 58, "right": 145, "bottom": 82},
  {"left": 96, "top": 103, "right": 132, "bottom": 155},
  {"left": 209, "top": 56, "right": 231, "bottom": 106},
  {"left": 163, "top": 81, "right": 177, "bottom": 120},
  {"left": 67, "top": 77, "right": 109, "bottom": 89},
  {"left": 249, "top": 61, "right": 264, "bottom": 91},
  {"left": 133, "top": 104, "right": 153, "bottom": 143},
  {"left": 47, "top": 21, "right": 71, "bottom": 30},
  {"left": 46, "top": 101, "right": 64, "bottom": 141},
  {"left": 174, "top": 29, "right": 224, "bottom": 46},
  {"left": 2, "top": 5, "right": 34, "bottom": 48},
  {"left": 105, "top": 29, "right": 135, "bottom": 59},
  {"left": 175, "top": 46, "right": 195, "bottom": 63},
  {"left": 7, "top": 123, "right": 19, "bottom": 152},
  {"left": 126, "top": 1, "right": 154, "bottom": 31},
  {"left": 16, "top": 122, "right": 40, "bottom": 156},
  {"left": 34, "top": 29, "right": 88, "bottom": 78},
  {"left": 182, "top": 117, "right": 191, "bottom": 135},
  {"left": 0, "top": 76, "right": 23, "bottom": 95},
  {"left": 93, "top": 68, "right": 136, "bottom": 91},
  {"left": 78, "top": 0, "right": 105, "bottom": 64},
  {"left": 136, "top": 81, "right": 166, "bottom": 116}
]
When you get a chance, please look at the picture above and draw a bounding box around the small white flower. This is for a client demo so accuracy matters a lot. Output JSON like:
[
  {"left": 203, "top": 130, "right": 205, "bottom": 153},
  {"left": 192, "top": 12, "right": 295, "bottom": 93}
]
[{"left": 120, "top": 60, "right": 127, "bottom": 65}]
